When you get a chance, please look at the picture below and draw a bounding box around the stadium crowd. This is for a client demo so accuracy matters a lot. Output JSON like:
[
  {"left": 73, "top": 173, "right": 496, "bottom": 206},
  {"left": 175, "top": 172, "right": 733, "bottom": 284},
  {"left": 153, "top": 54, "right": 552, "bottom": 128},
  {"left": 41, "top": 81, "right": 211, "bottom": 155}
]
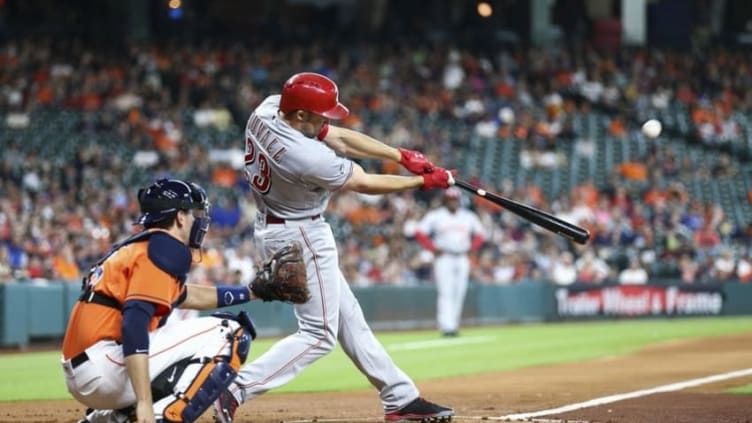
[{"left": 2, "top": 37, "right": 752, "bottom": 286}]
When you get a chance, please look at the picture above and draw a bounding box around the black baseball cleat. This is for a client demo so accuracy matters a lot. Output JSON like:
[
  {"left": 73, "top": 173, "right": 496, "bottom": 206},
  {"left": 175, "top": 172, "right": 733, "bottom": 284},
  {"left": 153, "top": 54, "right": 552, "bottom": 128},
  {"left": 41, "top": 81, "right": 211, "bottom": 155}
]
[
  {"left": 385, "top": 397, "right": 454, "bottom": 422},
  {"left": 77, "top": 408, "right": 94, "bottom": 423},
  {"left": 213, "top": 388, "right": 239, "bottom": 423}
]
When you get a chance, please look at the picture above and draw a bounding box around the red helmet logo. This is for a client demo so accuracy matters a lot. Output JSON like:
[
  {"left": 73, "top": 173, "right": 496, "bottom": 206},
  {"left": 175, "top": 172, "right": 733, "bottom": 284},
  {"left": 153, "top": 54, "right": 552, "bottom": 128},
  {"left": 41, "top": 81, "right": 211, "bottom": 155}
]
[{"left": 280, "top": 72, "right": 350, "bottom": 120}]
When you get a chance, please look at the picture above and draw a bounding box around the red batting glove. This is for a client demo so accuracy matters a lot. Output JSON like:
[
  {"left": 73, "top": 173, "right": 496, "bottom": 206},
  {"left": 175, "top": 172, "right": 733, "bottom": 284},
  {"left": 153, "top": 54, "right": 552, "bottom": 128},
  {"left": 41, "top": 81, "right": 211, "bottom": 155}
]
[
  {"left": 422, "top": 168, "right": 457, "bottom": 190},
  {"left": 399, "top": 148, "right": 436, "bottom": 175}
]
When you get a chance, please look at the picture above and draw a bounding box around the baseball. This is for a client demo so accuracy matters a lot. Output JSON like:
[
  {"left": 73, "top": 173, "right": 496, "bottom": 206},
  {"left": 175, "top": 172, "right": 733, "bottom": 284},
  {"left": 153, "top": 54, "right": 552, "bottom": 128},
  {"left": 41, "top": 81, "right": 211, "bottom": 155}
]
[{"left": 641, "top": 119, "right": 662, "bottom": 139}]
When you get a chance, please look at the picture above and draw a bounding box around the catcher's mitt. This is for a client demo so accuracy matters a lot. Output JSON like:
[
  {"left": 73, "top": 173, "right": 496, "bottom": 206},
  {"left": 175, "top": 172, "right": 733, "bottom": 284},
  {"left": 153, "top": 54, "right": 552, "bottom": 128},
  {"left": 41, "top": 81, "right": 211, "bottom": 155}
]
[{"left": 249, "top": 241, "right": 310, "bottom": 303}]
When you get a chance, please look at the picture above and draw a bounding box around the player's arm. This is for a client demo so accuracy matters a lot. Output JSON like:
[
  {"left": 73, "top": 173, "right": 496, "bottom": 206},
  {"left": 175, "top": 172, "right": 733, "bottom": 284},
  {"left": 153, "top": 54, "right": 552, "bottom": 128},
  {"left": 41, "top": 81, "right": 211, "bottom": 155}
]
[
  {"left": 470, "top": 213, "right": 485, "bottom": 251},
  {"left": 343, "top": 163, "right": 454, "bottom": 195},
  {"left": 121, "top": 300, "right": 157, "bottom": 422},
  {"left": 181, "top": 284, "right": 257, "bottom": 310},
  {"left": 415, "top": 213, "right": 438, "bottom": 253},
  {"left": 321, "top": 125, "right": 401, "bottom": 161},
  {"left": 126, "top": 354, "right": 155, "bottom": 423},
  {"left": 322, "top": 125, "right": 435, "bottom": 174}
]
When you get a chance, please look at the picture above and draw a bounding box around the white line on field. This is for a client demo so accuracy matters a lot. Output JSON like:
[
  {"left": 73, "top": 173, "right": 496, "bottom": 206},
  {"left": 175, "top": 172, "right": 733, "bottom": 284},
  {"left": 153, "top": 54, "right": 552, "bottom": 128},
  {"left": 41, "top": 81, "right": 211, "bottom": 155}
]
[
  {"left": 387, "top": 336, "right": 495, "bottom": 351},
  {"left": 284, "top": 418, "right": 382, "bottom": 423},
  {"left": 497, "top": 367, "right": 752, "bottom": 421},
  {"left": 282, "top": 416, "right": 588, "bottom": 423}
]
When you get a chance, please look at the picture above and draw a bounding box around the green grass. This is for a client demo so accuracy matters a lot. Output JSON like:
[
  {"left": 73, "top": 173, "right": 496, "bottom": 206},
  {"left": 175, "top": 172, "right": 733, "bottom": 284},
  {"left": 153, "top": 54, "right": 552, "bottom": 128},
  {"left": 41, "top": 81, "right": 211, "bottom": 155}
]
[
  {"left": 3, "top": 317, "right": 751, "bottom": 402},
  {"left": 728, "top": 383, "right": 752, "bottom": 394}
]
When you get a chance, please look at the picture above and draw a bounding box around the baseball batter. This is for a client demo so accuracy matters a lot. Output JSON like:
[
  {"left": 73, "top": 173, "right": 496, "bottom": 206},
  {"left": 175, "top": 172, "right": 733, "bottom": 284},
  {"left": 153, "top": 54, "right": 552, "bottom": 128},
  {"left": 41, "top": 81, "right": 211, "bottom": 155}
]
[
  {"left": 213, "top": 72, "right": 455, "bottom": 423},
  {"left": 415, "top": 188, "right": 484, "bottom": 337}
]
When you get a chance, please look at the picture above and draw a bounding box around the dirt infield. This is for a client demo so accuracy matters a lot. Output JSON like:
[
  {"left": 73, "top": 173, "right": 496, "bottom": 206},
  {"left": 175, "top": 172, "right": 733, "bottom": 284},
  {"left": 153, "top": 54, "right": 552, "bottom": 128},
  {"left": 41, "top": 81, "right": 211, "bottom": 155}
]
[{"left": 4, "top": 332, "right": 752, "bottom": 423}]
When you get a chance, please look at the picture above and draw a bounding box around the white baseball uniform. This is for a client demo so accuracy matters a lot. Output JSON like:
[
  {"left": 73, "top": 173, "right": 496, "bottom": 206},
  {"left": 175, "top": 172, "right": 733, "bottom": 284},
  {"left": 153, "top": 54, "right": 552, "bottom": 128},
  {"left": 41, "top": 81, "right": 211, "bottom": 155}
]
[
  {"left": 63, "top": 317, "right": 242, "bottom": 422},
  {"left": 417, "top": 206, "right": 483, "bottom": 335},
  {"left": 226, "top": 95, "right": 419, "bottom": 411}
]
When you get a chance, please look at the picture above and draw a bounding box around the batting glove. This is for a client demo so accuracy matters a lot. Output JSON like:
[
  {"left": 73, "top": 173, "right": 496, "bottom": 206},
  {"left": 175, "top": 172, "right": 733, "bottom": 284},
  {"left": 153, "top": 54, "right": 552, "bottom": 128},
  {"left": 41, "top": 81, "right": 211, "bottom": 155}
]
[
  {"left": 399, "top": 148, "right": 436, "bottom": 175},
  {"left": 422, "top": 168, "right": 456, "bottom": 190}
]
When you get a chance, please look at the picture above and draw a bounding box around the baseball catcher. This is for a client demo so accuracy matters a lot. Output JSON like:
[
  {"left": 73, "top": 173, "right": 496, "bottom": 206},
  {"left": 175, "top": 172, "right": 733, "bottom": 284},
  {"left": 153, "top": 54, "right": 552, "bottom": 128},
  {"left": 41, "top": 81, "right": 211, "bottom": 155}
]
[
  {"left": 249, "top": 241, "right": 310, "bottom": 304},
  {"left": 63, "top": 178, "right": 309, "bottom": 423}
]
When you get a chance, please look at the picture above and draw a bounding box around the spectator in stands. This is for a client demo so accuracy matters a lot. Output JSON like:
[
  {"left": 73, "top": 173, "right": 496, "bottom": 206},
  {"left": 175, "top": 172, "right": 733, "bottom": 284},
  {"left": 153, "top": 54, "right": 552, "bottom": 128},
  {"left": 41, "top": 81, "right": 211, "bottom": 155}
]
[
  {"left": 736, "top": 252, "right": 752, "bottom": 283},
  {"left": 52, "top": 245, "right": 81, "bottom": 282},
  {"left": 551, "top": 251, "right": 577, "bottom": 285},
  {"left": 711, "top": 249, "right": 737, "bottom": 282},
  {"left": 492, "top": 254, "right": 517, "bottom": 285},
  {"left": 575, "top": 249, "right": 610, "bottom": 284},
  {"left": 678, "top": 253, "right": 700, "bottom": 284},
  {"left": 618, "top": 257, "right": 649, "bottom": 285},
  {"left": 0, "top": 245, "right": 12, "bottom": 283},
  {"left": 2, "top": 37, "right": 752, "bottom": 287}
]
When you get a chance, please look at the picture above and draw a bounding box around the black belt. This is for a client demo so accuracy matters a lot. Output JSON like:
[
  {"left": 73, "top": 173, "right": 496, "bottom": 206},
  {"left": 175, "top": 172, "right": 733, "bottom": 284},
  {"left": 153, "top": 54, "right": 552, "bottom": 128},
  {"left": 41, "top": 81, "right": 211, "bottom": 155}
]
[
  {"left": 266, "top": 214, "right": 320, "bottom": 224},
  {"left": 79, "top": 290, "right": 121, "bottom": 310},
  {"left": 70, "top": 351, "right": 89, "bottom": 369}
]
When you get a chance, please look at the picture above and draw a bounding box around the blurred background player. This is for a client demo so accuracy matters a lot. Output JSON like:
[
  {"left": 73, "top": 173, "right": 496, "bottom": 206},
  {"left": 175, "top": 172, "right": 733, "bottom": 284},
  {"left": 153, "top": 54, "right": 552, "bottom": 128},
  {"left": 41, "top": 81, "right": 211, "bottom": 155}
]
[
  {"left": 415, "top": 187, "right": 485, "bottom": 337},
  {"left": 63, "top": 179, "right": 259, "bottom": 423},
  {"left": 213, "top": 72, "right": 455, "bottom": 423}
]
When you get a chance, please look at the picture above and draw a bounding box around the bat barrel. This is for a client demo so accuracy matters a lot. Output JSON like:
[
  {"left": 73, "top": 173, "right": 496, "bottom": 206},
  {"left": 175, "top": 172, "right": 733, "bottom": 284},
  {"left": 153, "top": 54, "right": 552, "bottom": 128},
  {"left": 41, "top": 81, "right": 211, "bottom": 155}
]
[{"left": 452, "top": 180, "right": 590, "bottom": 244}]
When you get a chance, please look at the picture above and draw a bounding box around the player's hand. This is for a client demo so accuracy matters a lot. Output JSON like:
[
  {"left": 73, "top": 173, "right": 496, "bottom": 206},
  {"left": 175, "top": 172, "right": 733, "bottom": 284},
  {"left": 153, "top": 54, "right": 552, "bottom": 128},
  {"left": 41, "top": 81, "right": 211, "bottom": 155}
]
[
  {"left": 422, "top": 168, "right": 457, "bottom": 190},
  {"left": 135, "top": 401, "right": 156, "bottom": 423},
  {"left": 399, "top": 148, "right": 436, "bottom": 175}
]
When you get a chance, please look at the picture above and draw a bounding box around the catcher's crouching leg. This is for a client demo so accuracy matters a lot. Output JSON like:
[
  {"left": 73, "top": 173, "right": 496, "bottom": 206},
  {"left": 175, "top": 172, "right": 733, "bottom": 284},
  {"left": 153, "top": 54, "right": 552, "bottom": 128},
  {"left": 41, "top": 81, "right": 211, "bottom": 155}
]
[{"left": 154, "top": 313, "right": 255, "bottom": 423}]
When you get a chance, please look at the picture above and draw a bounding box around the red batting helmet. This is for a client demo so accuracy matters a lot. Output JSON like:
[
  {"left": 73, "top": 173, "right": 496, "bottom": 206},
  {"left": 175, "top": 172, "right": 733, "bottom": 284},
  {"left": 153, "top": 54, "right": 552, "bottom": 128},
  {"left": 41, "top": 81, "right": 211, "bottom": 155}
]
[
  {"left": 279, "top": 72, "right": 350, "bottom": 120},
  {"left": 444, "top": 187, "right": 461, "bottom": 200}
]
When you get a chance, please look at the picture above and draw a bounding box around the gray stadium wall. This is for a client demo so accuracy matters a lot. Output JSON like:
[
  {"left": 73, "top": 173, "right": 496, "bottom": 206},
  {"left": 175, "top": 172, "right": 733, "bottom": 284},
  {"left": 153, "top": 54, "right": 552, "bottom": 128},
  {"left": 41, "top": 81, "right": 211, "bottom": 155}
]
[{"left": 0, "top": 281, "right": 750, "bottom": 348}]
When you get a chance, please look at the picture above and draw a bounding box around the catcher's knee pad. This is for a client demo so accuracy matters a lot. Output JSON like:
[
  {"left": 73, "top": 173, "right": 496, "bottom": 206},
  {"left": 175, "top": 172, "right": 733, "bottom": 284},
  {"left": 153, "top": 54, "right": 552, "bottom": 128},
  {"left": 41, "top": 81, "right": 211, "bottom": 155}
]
[
  {"left": 211, "top": 311, "right": 255, "bottom": 369},
  {"left": 161, "top": 360, "right": 237, "bottom": 423},
  {"left": 226, "top": 325, "right": 251, "bottom": 370}
]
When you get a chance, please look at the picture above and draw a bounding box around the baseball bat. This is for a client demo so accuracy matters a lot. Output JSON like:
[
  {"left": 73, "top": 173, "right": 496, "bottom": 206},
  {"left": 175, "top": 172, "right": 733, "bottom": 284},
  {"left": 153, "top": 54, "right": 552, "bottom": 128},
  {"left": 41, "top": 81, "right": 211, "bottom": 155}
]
[{"left": 452, "top": 179, "right": 591, "bottom": 244}]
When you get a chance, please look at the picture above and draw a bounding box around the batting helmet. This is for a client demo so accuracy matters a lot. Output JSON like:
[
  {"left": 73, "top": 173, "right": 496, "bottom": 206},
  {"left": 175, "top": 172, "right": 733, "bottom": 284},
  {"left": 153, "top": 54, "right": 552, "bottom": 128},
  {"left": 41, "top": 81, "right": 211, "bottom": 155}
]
[
  {"left": 444, "top": 187, "right": 461, "bottom": 199},
  {"left": 279, "top": 72, "right": 349, "bottom": 120}
]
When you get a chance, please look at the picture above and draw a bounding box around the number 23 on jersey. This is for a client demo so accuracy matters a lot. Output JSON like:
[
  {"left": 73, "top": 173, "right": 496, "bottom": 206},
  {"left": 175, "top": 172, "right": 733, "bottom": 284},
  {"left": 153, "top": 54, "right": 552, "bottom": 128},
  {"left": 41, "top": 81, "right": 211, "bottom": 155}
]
[{"left": 244, "top": 137, "right": 272, "bottom": 193}]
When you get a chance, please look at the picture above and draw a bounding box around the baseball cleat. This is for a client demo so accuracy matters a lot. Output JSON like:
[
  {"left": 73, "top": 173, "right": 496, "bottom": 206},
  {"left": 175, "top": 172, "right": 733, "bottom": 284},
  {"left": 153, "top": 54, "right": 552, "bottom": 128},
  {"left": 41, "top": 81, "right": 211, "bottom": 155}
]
[
  {"left": 385, "top": 397, "right": 454, "bottom": 422},
  {"left": 213, "top": 388, "right": 239, "bottom": 423},
  {"left": 78, "top": 407, "right": 135, "bottom": 423}
]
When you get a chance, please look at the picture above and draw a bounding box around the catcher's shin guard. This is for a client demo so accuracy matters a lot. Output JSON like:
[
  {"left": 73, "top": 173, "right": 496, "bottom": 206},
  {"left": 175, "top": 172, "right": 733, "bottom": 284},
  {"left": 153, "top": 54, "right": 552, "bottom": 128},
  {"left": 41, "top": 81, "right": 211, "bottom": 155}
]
[
  {"left": 157, "top": 323, "right": 252, "bottom": 422},
  {"left": 161, "top": 360, "right": 236, "bottom": 422}
]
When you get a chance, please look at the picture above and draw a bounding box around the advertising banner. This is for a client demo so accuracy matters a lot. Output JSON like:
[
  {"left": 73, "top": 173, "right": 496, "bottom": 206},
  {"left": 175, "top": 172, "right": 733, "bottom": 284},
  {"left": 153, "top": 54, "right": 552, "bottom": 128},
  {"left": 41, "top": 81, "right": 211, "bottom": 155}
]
[{"left": 555, "top": 284, "right": 724, "bottom": 317}]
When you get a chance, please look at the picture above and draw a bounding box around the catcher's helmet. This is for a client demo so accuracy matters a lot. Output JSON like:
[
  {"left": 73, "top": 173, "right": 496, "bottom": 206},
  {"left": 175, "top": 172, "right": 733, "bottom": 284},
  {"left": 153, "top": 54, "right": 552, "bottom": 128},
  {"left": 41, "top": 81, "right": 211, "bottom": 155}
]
[
  {"left": 136, "top": 179, "right": 211, "bottom": 248},
  {"left": 279, "top": 72, "right": 349, "bottom": 120}
]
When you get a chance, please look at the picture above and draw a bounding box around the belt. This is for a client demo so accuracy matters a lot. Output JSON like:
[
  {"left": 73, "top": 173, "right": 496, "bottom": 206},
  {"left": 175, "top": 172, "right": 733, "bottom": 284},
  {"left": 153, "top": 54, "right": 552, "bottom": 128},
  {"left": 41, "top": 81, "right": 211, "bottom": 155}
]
[
  {"left": 266, "top": 214, "right": 320, "bottom": 224},
  {"left": 70, "top": 351, "right": 89, "bottom": 369}
]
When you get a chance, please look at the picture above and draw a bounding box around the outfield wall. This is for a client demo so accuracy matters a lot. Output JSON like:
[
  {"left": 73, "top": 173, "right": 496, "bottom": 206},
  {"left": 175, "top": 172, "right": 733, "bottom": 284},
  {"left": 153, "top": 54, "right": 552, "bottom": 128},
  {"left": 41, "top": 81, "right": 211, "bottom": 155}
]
[{"left": 1, "top": 281, "right": 750, "bottom": 347}]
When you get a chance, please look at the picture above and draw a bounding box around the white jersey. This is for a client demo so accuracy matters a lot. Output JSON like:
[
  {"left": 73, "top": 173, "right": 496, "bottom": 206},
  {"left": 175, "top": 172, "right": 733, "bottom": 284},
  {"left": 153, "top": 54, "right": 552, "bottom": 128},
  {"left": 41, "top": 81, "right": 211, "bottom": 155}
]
[
  {"left": 244, "top": 95, "right": 354, "bottom": 219},
  {"left": 418, "top": 207, "right": 483, "bottom": 254}
]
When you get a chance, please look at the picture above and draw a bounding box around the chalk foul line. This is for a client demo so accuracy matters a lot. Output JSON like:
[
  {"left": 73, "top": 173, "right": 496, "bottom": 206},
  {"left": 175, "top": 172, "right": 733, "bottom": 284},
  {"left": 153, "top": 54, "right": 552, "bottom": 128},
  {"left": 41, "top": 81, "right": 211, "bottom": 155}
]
[
  {"left": 282, "top": 367, "right": 752, "bottom": 423},
  {"left": 387, "top": 335, "right": 495, "bottom": 351},
  {"left": 497, "top": 367, "right": 752, "bottom": 421}
]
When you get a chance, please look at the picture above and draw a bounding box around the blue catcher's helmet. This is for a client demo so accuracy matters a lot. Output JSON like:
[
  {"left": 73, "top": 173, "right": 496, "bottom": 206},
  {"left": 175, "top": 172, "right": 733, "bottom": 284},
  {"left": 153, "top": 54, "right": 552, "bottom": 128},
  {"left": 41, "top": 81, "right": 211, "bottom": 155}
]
[{"left": 136, "top": 179, "right": 211, "bottom": 248}]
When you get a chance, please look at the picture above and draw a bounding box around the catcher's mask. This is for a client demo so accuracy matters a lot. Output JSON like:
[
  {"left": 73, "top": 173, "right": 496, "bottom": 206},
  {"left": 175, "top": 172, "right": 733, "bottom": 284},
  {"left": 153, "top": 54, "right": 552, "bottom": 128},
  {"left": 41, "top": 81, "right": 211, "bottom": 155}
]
[{"left": 135, "top": 178, "right": 211, "bottom": 249}]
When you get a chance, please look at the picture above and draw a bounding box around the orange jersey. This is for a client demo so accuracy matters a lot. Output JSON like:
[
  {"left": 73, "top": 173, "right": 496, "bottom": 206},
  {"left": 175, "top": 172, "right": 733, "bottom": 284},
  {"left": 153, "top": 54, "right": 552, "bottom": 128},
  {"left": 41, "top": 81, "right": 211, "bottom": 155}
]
[{"left": 62, "top": 230, "right": 188, "bottom": 359}]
